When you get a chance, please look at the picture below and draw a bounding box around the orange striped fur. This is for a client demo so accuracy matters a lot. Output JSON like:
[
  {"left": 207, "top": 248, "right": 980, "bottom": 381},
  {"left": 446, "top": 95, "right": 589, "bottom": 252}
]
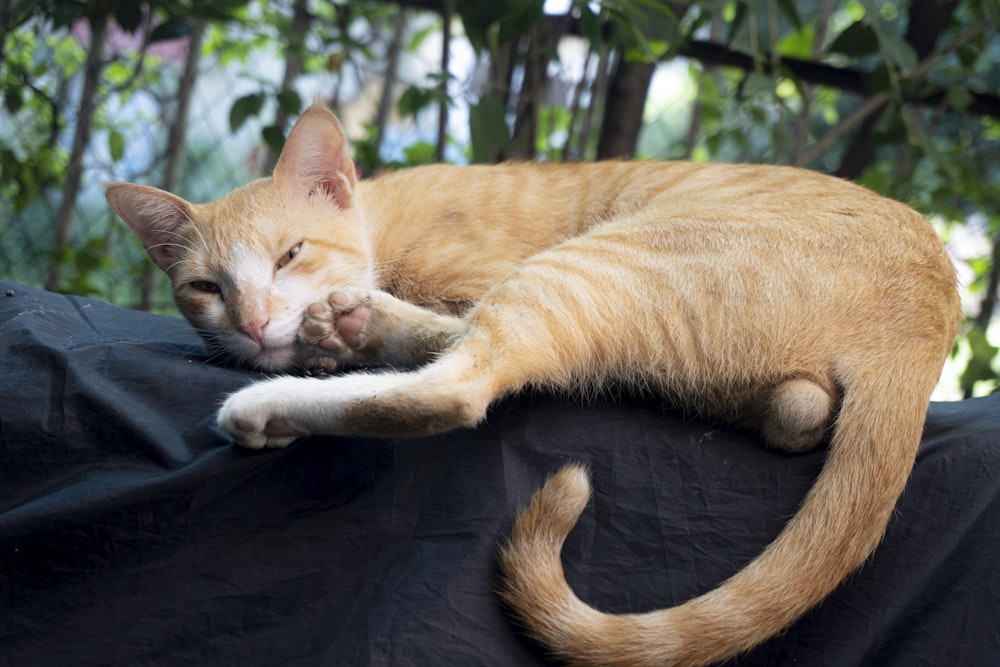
[{"left": 107, "top": 103, "right": 961, "bottom": 665}]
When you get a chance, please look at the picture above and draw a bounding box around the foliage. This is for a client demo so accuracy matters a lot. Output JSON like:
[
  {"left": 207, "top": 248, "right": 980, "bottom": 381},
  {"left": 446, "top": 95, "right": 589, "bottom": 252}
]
[
  {"left": 644, "top": 0, "right": 1000, "bottom": 395},
  {"left": 0, "top": 25, "right": 78, "bottom": 211},
  {"left": 0, "top": 0, "right": 997, "bottom": 394},
  {"left": 204, "top": 0, "right": 403, "bottom": 156}
]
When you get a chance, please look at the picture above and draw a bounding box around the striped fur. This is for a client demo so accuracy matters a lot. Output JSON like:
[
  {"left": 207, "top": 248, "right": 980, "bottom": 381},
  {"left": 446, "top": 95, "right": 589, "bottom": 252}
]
[{"left": 108, "top": 103, "right": 962, "bottom": 665}]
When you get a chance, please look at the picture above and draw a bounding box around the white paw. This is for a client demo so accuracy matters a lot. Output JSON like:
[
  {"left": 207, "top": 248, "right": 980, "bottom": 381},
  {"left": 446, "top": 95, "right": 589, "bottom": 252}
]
[{"left": 217, "top": 377, "right": 314, "bottom": 449}]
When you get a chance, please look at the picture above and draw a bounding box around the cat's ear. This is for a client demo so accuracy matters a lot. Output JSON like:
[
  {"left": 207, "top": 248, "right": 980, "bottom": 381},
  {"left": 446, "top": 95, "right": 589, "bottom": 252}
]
[
  {"left": 106, "top": 182, "right": 195, "bottom": 275},
  {"left": 273, "top": 102, "right": 357, "bottom": 209}
]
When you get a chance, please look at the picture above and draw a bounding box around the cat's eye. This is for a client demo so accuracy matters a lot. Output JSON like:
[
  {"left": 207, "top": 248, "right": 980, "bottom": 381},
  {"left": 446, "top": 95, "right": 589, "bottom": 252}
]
[
  {"left": 277, "top": 242, "right": 303, "bottom": 270},
  {"left": 189, "top": 280, "right": 221, "bottom": 295}
]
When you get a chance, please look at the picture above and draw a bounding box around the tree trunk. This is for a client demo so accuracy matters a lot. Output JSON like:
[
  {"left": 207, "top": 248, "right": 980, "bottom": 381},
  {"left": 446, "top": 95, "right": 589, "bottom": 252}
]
[
  {"left": 976, "top": 231, "right": 1000, "bottom": 332},
  {"left": 562, "top": 42, "right": 593, "bottom": 161},
  {"left": 575, "top": 45, "right": 610, "bottom": 160},
  {"left": 506, "top": 32, "right": 537, "bottom": 159},
  {"left": 596, "top": 58, "right": 654, "bottom": 159},
  {"left": 266, "top": 0, "right": 311, "bottom": 172},
  {"left": 506, "top": 13, "right": 570, "bottom": 159},
  {"left": 374, "top": 11, "right": 408, "bottom": 156},
  {"left": 436, "top": 5, "right": 451, "bottom": 162},
  {"left": 790, "top": 2, "right": 834, "bottom": 164},
  {"left": 834, "top": 0, "right": 959, "bottom": 179},
  {"left": 45, "top": 14, "right": 106, "bottom": 292},
  {"left": 138, "top": 21, "right": 206, "bottom": 311}
]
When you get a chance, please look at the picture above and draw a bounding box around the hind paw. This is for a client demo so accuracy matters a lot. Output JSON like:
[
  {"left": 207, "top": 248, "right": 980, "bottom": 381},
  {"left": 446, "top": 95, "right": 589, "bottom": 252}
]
[
  {"left": 301, "top": 289, "right": 374, "bottom": 354},
  {"left": 299, "top": 288, "right": 466, "bottom": 369}
]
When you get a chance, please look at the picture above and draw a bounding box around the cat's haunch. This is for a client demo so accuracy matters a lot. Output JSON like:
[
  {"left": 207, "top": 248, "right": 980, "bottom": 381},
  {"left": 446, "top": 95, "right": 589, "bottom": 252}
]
[{"left": 108, "top": 102, "right": 961, "bottom": 666}]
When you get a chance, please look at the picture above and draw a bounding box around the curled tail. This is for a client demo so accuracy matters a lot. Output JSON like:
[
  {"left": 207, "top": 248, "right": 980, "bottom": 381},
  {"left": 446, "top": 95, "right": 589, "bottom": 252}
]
[{"left": 499, "top": 364, "right": 942, "bottom": 666}]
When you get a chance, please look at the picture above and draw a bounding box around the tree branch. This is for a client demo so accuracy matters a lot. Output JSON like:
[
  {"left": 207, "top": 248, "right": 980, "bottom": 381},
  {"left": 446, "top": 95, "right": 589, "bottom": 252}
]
[
  {"left": 46, "top": 12, "right": 107, "bottom": 291},
  {"left": 678, "top": 38, "right": 1000, "bottom": 120},
  {"left": 797, "top": 19, "right": 989, "bottom": 171},
  {"left": 437, "top": 4, "right": 451, "bottom": 162}
]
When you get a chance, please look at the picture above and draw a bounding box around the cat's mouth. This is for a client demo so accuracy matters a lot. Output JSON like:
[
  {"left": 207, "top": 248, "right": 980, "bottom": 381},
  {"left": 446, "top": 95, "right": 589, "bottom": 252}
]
[{"left": 201, "top": 329, "right": 312, "bottom": 373}]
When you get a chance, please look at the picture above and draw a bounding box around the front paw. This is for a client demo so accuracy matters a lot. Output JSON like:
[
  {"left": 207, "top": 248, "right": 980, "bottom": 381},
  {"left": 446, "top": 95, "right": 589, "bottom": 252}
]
[{"left": 217, "top": 381, "right": 307, "bottom": 449}]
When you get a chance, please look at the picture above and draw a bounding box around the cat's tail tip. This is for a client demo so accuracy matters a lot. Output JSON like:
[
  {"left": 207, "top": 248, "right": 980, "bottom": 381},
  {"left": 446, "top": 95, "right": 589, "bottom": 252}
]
[
  {"left": 504, "top": 464, "right": 592, "bottom": 554},
  {"left": 498, "top": 464, "right": 599, "bottom": 659}
]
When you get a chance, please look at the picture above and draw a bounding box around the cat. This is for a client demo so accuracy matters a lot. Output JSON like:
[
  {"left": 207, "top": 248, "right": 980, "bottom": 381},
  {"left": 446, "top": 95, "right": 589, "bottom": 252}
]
[{"left": 106, "top": 102, "right": 962, "bottom": 666}]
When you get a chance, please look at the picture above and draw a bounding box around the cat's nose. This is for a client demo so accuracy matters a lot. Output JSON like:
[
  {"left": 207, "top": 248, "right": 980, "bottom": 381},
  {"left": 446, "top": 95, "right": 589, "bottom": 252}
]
[{"left": 239, "top": 318, "right": 269, "bottom": 346}]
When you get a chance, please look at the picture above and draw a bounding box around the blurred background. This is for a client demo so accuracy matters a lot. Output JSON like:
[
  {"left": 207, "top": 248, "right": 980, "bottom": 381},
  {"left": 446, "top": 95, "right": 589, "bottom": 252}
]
[{"left": 1, "top": 0, "right": 997, "bottom": 396}]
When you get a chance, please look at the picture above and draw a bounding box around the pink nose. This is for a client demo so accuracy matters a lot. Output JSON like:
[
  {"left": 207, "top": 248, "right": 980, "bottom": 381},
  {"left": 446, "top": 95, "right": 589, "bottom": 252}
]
[{"left": 239, "top": 318, "right": 269, "bottom": 346}]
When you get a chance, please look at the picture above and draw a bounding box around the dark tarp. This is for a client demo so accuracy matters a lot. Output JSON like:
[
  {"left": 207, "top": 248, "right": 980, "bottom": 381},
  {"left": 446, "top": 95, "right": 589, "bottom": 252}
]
[{"left": 1, "top": 279, "right": 999, "bottom": 666}]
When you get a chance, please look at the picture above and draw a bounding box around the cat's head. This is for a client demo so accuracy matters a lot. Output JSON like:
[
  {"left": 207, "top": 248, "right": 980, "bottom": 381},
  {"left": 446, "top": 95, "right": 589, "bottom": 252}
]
[{"left": 107, "top": 103, "right": 375, "bottom": 371}]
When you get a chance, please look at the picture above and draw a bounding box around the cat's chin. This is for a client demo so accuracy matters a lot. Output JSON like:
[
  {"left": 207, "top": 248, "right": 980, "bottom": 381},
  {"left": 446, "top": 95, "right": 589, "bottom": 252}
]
[{"left": 245, "top": 345, "right": 301, "bottom": 373}]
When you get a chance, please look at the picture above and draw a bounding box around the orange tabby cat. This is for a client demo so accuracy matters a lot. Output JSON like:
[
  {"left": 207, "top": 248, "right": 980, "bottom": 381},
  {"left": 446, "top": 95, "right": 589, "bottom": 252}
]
[{"left": 106, "top": 103, "right": 961, "bottom": 666}]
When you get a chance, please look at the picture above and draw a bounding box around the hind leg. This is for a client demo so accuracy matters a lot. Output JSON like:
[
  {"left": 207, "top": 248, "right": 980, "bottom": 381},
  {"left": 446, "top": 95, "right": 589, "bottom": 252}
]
[{"left": 758, "top": 378, "right": 836, "bottom": 453}]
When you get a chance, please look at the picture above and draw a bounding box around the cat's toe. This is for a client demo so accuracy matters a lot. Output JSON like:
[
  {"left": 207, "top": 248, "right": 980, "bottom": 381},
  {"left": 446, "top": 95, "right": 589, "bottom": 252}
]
[
  {"left": 334, "top": 301, "right": 372, "bottom": 348},
  {"left": 328, "top": 290, "right": 359, "bottom": 312},
  {"left": 315, "top": 290, "right": 373, "bottom": 349},
  {"left": 217, "top": 389, "right": 303, "bottom": 449},
  {"left": 217, "top": 411, "right": 270, "bottom": 449},
  {"left": 301, "top": 301, "right": 344, "bottom": 350},
  {"left": 260, "top": 416, "right": 303, "bottom": 445},
  {"left": 302, "top": 355, "right": 341, "bottom": 373}
]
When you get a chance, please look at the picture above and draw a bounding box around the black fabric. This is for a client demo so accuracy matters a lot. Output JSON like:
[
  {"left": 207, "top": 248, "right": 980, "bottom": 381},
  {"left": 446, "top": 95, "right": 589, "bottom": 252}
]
[{"left": 1, "top": 279, "right": 998, "bottom": 666}]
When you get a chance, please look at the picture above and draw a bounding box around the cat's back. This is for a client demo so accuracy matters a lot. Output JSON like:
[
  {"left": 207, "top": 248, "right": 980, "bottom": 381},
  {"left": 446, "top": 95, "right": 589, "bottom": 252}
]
[
  {"left": 360, "top": 160, "right": 951, "bottom": 312},
  {"left": 364, "top": 159, "right": 907, "bottom": 225}
]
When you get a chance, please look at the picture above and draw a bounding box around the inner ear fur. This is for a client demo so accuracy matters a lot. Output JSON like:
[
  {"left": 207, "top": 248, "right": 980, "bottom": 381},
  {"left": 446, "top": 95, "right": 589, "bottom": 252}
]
[
  {"left": 273, "top": 102, "right": 357, "bottom": 209},
  {"left": 105, "top": 182, "right": 195, "bottom": 275}
]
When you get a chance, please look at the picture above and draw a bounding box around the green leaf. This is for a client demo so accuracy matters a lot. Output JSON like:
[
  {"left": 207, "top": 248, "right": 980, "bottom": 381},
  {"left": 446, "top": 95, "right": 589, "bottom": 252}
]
[
  {"left": 49, "top": 2, "right": 86, "bottom": 30},
  {"left": 112, "top": 3, "right": 144, "bottom": 33},
  {"left": 402, "top": 141, "right": 437, "bottom": 166},
  {"left": 777, "top": 25, "right": 815, "bottom": 59},
  {"left": 741, "top": 71, "right": 774, "bottom": 97},
  {"left": 276, "top": 89, "right": 302, "bottom": 116},
  {"left": 150, "top": 19, "right": 191, "bottom": 43},
  {"left": 407, "top": 22, "right": 438, "bottom": 52},
  {"left": 617, "top": 15, "right": 664, "bottom": 63},
  {"left": 956, "top": 42, "right": 980, "bottom": 69},
  {"left": 498, "top": 0, "right": 544, "bottom": 46},
  {"left": 828, "top": 21, "right": 880, "bottom": 57},
  {"left": 724, "top": 2, "right": 748, "bottom": 47},
  {"left": 879, "top": 34, "right": 917, "bottom": 74},
  {"left": 262, "top": 124, "right": 285, "bottom": 154},
  {"left": 229, "top": 93, "right": 265, "bottom": 132},
  {"left": 871, "top": 105, "right": 906, "bottom": 145},
  {"left": 108, "top": 129, "right": 125, "bottom": 162},
  {"left": 868, "top": 63, "right": 892, "bottom": 93},
  {"left": 187, "top": 0, "right": 249, "bottom": 22},
  {"left": 105, "top": 60, "right": 132, "bottom": 86},
  {"left": 946, "top": 86, "right": 974, "bottom": 112},
  {"left": 984, "top": 0, "right": 1000, "bottom": 24},
  {"left": 457, "top": 3, "right": 506, "bottom": 53},
  {"left": 398, "top": 86, "right": 437, "bottom": 118},
  {"left": 960, "top": 327, "right": 1000, "bottom": 396},
  {"left": 469, "top": 93, "right": 509, "bottom": 163},
  {"left": 577, "top": 2, "right": 601, "bottom": 45},
  {"left": 4, "top": 87, "right": 23, "bottom": 114},
  {"left": 775, "top": 0, "right": 802, "bottom": 30}
]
